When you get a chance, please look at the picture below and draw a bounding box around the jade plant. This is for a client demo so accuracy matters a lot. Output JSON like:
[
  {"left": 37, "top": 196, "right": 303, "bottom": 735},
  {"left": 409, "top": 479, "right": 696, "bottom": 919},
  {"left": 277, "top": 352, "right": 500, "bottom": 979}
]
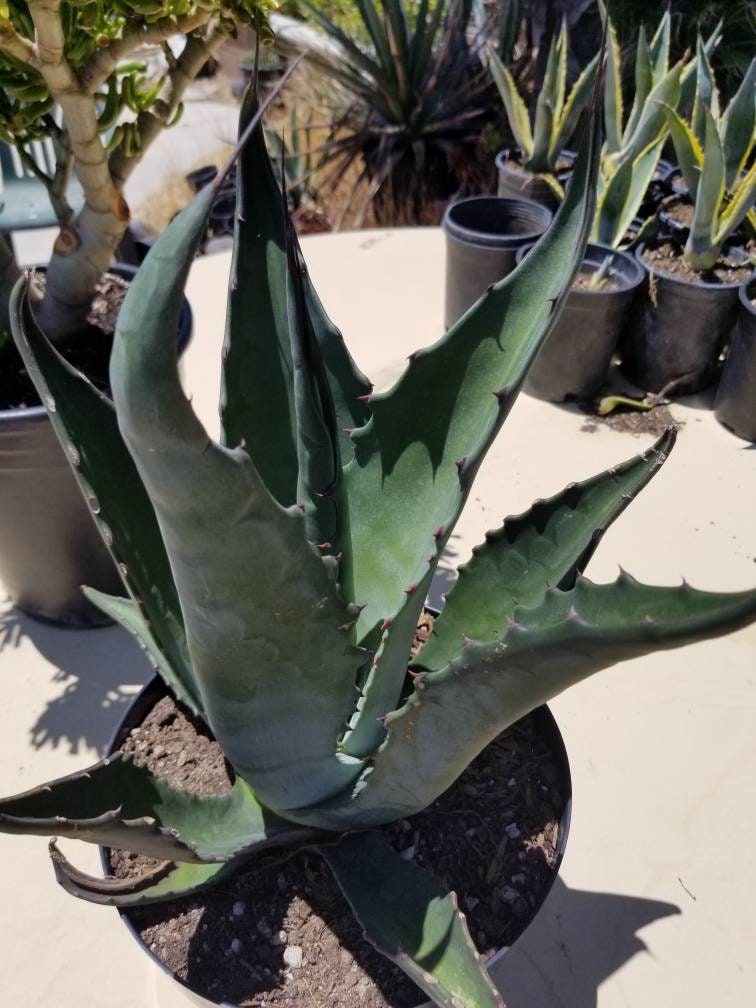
[
  {"left": 592, "top": 9, "right": 721, "bottom": 248},
  {"left": 489, "top": 19, "right": 598, "bottom": 198},
  {"left": 0, "top": 0, "right": 275, "bottom": 343},
  {"left": 3, "top": 84, "right": 756, "bottom": 1008},
  {"left": 661, "top": 45, "right": 755, "bottom": 271}
]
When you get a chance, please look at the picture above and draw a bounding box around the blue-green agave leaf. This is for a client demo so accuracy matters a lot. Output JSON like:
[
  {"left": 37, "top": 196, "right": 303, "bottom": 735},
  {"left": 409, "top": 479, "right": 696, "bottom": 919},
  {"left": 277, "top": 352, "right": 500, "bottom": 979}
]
[{"left": 321, "top": 832, "right": 503, "bottom": 1008}]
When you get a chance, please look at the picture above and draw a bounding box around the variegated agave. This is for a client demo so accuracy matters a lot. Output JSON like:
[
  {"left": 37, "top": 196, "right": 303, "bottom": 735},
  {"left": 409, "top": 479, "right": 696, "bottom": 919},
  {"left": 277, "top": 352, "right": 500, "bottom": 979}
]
[{"left": 2, "top": 81, "right": 756, "bottom": 1008}]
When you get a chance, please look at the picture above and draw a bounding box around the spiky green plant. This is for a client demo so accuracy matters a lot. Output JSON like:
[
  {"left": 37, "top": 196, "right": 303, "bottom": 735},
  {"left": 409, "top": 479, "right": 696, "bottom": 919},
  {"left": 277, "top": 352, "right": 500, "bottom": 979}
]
[
  {"left": 660, "top": 46, "right": 755, "bottom": 271},
  {"left": 489, "top": 19, "right": 599, "bottom": 197},
  {"left": 592, "top": 9, "right": 721, "bottom": 248},
  {"left": 3, "top": 82, "right": 756, "bottom": 1008},
  {"left": 276, "top": 0, "right": 493, "bottom": 225}
]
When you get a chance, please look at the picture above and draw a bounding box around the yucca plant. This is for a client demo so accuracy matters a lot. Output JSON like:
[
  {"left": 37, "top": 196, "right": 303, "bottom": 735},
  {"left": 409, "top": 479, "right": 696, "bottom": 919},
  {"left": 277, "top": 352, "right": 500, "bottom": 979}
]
[
  {"left": 592, "top": 8, "right": 721, "bottom": 248},
  {"left": 489, "top": 19, "right": 599, "bottom": 198},
  {"left": 660, "top": 46, "right": 755, "bottom": 271},
  {"left": 3, "top": 80, "right": 756, "bottom": 1008},
  {"left": 276, "top": 0, "right": 493, "bottom": 225}
]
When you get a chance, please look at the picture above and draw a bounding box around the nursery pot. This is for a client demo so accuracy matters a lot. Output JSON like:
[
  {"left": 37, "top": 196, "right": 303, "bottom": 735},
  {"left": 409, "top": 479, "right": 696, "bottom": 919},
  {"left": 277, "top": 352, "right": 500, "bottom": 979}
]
[
  {"left": 516, "top": 242, "right": 644, "bottom": 402},
  {"left": 621, "top": 241, "right": 743, "bottom": 395},
  {"left": 102, "top": 670, "right": 572, "bottom": 1008},
  {"left": 442, "top": 196, "right": 553, "bottom": 328},
  {"left": 0, "top": 264, "right": 192, "bottom": 626},
  {"left": 495, "top": 148, "right": 575, "bottom": 210},
  {"left": 714, "top": 277, "right": 756, "bottom": 441}
]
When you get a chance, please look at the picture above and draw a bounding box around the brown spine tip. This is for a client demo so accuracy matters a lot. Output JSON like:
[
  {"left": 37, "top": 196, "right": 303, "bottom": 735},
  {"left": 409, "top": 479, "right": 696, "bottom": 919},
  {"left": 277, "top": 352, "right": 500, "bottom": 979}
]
[
  {"left": 316, "top": 542, "right": 332, "bottom": 550},
  {"left": 357, "top": 394, "right": 372, "bottom": 403},
  {"left": 493, "top": 385, "right": 509, "bottom": 401},
  {"left": 380, "top": 617, "right": 392, "bottom": 630},
  {"left": 404, "top": 583, "right": 417, "bottom": 595},
  {"left": 433, "top": 525, "right": 444, "bottom": 540},
  {"left": 455, "top": 456, "right": 467, "bottom": 473},
  {"left": 343, "top": 427, "right": 355, "bottom": 435},
  {"left": 297, "top": 502, "right": 306, "bottom": 512}
]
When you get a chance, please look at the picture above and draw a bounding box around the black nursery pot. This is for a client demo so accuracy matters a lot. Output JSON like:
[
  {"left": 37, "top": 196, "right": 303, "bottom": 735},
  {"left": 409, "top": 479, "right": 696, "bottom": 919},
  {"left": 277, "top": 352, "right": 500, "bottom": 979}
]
[
  {"left": 0, "top": 264, "right": 193, "bottom": 627},
  {"left": 714, "top": 278, "right": 756, "bottom": 441},
  {"left": 442, "top": 195, "right": 553, "bottom": 328},
  {"left": 495, "top": 148, "right": 575, "bottom": 210},
  {"left": 621, "top": 241, "right": 743, "bottom": 395},
  {"left": 516, "top": 242, "right": 644, "bottom": 402},
  {"left": 102, "top": 671, "right": 573, "bottom": 1008}
]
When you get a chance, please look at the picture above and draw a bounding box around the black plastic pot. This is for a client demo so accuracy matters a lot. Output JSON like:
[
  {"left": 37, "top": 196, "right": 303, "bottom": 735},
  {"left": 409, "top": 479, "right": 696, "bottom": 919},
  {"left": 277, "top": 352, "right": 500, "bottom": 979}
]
[
  {"left": 442, "top": 196, "right": 553, "bottom": 328},
  {"left": 658, "top": 195, "right": 692, "bottom": 241},
  {"left": 0, "top": 264, "right": 192, "bottom": 626},
  {"left": 621, "top": 241, "right": 743, "bottom": 395},
  {"left": 714, "top": 278, "right": 756, "bottom": 441},
  {"left": 516, "top": 242, "right": 644, "bottom": 402},
  {"left": 495, "top": 148, "right": 575, "bottom": 210},
  {"left": 102, "top": 670, "right": 572, "bottom": 1008}
]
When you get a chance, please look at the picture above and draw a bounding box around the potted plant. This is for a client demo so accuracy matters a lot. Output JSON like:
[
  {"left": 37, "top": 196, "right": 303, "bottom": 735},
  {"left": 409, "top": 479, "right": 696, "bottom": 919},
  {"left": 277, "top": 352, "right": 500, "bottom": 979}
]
[
  {"left": 0, "top": 0, "right": 274, "bottom": 623},
  {"left": 714, "top": 276, "right": 756, "bottom": 441},
  {"left": 3, "top": 79, "right": 756, "bottom": 1008},
  {"left": 489, "top": 19, "right": 598, "bottom": 208},
  {"left": 622, "top": 49, "right": 755, "bottom": 396},
  {"left": 591, "top": 10, "right": 720, "bottom": 251},
  {"left": 515, "top": 241, "right": 644, "bottom": 402}
]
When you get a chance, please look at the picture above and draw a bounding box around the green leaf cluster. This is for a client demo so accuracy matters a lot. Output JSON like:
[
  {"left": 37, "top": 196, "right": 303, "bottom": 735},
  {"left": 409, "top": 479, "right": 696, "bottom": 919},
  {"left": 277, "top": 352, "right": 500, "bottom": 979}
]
[{"left": 3, "top": 70, "right": 756, "bottom": 1006}]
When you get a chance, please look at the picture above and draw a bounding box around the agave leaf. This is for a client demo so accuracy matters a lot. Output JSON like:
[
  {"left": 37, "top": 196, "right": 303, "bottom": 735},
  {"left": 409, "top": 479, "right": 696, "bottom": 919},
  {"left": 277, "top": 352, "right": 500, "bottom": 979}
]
[
  {"left": 691, "top": 36, "right": 719, "bottom": 147},
  {"left": 414, "top": 430, "right": 676, "bottom": 673},
  {"left": 335, "top": 83, "right": 601, "bottom": 657},
  {"left": 714, "top": 162, "right": 756, "bottom": 247},
  {"left": 622, "top": 25, "right": 652, "bottom": 145},
  {"left": 660, "top": 102, "right": 704, "bottom": 201},
  {"left": 110, "top": 160, "right": 368, "bottom": 817},
  {"left": 49, "top": 841, "right": 237, "bottom": 908},
  {"left": 680, "top": 19, "right": 722, "bottom": 113},
  {"left": 531, "top": 96, "right": 555, "bottom": 173},
  {"left": 8, "top": 281, "right": 200, "bottom": 718},
  {"left": 595, "top": 135, "right": 665, "bottom": 247},
  {"left": 648, "top": 8, "right": 670, "bottom": 81},
  {"left": 687, "top": 104, "right": 725, "bottom": 268},
  {"left": 222, "top": 88, "right": 371, "bottom": 509},
  {"left": 553, "top": 19, "right": 568, "bottom": 122},
  {"left": 292, "top": 575, "right": 756, "bottom": 829},
  {"left": 83, "top": 589, "right": 198, "bottom": 715},
  {"left": 321, "top": 832, "right": 503, "bottom": 1008},
  {"left": 720, "top": 58, "right": 756, "bottom": 190},
  {"left": 620, "top": 59, "right": 681, "bottom": 165},
  {"left": 0, "top": 753, "right": 313, "bottom": 862},
  {"left": 551, "top": 52, "right": 598, "bottom": 162},
  {"left": 604, "top": 15, "right": 624, "bottom": 153},
  {"left": 489, "top": 46, "right": 533, "bottom": 158},
  {"left": 497, "top": 0, "right": 520, "bottom": 64}
]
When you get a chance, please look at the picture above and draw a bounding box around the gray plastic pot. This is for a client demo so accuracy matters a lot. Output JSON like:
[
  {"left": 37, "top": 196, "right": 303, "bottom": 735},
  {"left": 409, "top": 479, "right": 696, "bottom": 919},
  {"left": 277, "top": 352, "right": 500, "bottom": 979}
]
[
  {"left": 0, "top": 263, "right": 192, "bottom": 626},
  {"left": 621, "top": 241, "right": 743, "bottom": 395},
  {"left": 516, "top": 242, "right": 644, "bottom": 402},
  {"left": 442, "top": 195, "right": 553, "bottom": 328},
  {"left": 495, "top": 148, "right": 575, "bottom": 210},
  {"left": 714, "top": 277, "right": 756, "bottom": 441},
  {"left": 102, "top": 670, "right": 572, "bottom": 1008}
]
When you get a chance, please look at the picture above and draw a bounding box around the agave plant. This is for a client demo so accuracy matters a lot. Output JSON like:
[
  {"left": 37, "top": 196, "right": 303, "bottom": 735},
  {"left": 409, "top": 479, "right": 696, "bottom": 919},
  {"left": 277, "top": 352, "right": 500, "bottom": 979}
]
[
  {"left": 661, "top": 46, "right": 755, "bottom": 271},
  {"left": 489, "top": 19, "right": 599, "bottom": 197},
  {"left": 592, "top": 8, "right": 721, "bottom": 248},
  {"left": 274, "top": 0, "right": 493, "bottom": 225},
  {"left": 3, "top": 82, "right": 756, "bottom": 1007}
]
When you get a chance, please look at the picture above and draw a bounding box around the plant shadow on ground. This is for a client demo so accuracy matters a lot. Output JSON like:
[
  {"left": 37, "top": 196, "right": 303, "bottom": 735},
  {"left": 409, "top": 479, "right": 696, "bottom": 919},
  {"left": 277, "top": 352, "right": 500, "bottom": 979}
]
[
  {"left": 492, "top": 876, "right": 681, "bottom": 1008},
  {"left": 0, "top": 605, "right": 152, "bottom": 756}
]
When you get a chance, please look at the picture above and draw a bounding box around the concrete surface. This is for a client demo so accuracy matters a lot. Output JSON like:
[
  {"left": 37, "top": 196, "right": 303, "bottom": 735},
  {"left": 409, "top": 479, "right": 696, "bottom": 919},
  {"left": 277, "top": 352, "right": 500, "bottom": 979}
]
[{"left": 1, "top": 228, "right": 754, "bottom": 1007}]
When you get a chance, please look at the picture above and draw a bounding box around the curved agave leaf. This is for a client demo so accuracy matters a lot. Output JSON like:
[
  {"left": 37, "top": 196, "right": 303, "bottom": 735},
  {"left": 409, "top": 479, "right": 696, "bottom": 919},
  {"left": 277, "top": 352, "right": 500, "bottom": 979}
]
[
  {"left": 0, "top": 753, "right": 313, "bottom": 862},
  {"left": 660, "top": 102, "right": 704, "bottom": 200},
  {"left": 290, "top": 574, "right": 756, "bottom": 829},
  {"left": 648, "top": 8, "right": 670, "bottom": 81},
  {"left": 687, "top": 105, "right": 725, "bottom": 268},
  {"left": 720, "top": 58, "right": 756, "bottom": 190},
  {"left": 330, "top": 79, "right": 603, "bottom": 762},
  {"left": 109, "top": 137, "right": 368, "bottom": 817},
  {"left": 551, "top": 52, "right": 599, "bottom": 161},
  {"left": 414, "top": 430, "right": 676, "bottom": 673},
  {"left": 603, "top": 14, "right": 624, "bottom": 153},
  {"left": 49, "top": 841, "right": 238, "bottom": 908},
  {"left": 322, "top": 832, "right": 503, "bottom": 1008},
  {"left": 622, "top": 24, "right": 652, "bottom": 145},
  {"left": 9, "top": 280, "right": 200, "bottom": 717},
  {"left": 489, "top": 46, "right": 533, "bottom": 157}
]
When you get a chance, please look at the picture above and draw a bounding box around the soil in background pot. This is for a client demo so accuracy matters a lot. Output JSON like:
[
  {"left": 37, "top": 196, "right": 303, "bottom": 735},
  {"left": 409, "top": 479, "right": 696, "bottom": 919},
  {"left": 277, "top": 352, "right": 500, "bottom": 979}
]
[
  {"left": 641, "top": 241, "right": 753, "bottom": 287},
  {"left": 110, "top": 634, "right": 568, "bottom": 1007}
]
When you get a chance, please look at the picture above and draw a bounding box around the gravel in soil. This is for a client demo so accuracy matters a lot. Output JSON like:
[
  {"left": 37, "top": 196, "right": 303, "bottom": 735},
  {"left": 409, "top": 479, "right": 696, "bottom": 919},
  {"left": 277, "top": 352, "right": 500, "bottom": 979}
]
[
  {"left": 111, "top": 680, "right": 565, "bottom": 1008},
  {"left": 642, "top": 241, "right": 754, "bottom": 285},
  {"left": 581, "top": 403, "right": 681, "bottom": 436},
  {"left": 0, "top": 272, "right": 128, "bottom": 409},
  {"left": 572, "top": 270, "right": 620, "bottom": 292}
]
